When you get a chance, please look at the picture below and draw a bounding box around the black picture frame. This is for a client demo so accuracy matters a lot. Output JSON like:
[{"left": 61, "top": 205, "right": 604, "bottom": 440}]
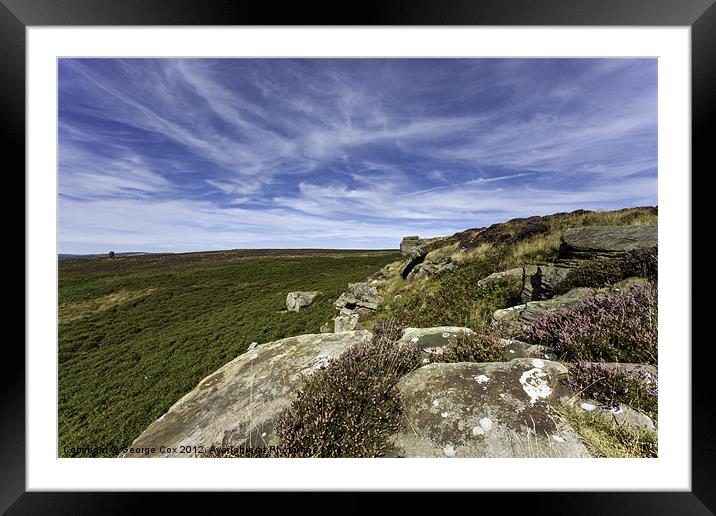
[{"left": 6, "top": 0, "right": 711, "bottom": 513}]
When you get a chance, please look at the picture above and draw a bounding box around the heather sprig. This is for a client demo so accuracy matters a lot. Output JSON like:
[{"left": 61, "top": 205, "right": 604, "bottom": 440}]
[
  {"left": 273, "top": 319, "right": 421, "bottom": 457},
  {"left": 563, "top": 362, "right": 658, "bottom": 419},
  {"left": 433, "top": 331, "right": 508, "bottom": 363},
  {"left": 519, "top": 283, "right": 657, "bottom": 364}
]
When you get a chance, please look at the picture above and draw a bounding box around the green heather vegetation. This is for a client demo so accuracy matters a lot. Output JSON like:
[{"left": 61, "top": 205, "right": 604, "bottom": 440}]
[{"left": 58, "top": 249, "right": 399, "bottom": 457}]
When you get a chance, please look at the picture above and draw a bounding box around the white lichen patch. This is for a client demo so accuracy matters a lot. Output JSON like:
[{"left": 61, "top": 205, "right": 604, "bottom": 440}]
[
  {"left": 250, "top": 352, "right": 259, "bottom": 360},
  {"left": 310, "top": 354, "right": 332, "bottom": 371},
  {"left": 422, "top": 358, "right": 430, "bottom": 364},
  {"left": 443, "top": 445, "right": 456, "bottom": 457},
  {"left": 519, "top": 367, "right": 552, "bottom": 405},
  {"left": 441, "top": 412, "right": 449, "bottom": 418},
  {"left": 432, "top": 400, "right": 440, "bottom": 406},
  {"left": 472, "top": 426, "right": 485, "bottom": 436},
  {"left": 411, "top": 337, "right": 420, "bottom": 343},
  {"left": 479, "top": 417, "right": 493, "bottom": 432},
  {"left": 531, "top": 358, "right": 545, "bottom": 369},
  {"left": 475, "top": 374, "right": 490, "bottom": 384},
  {"left": 580, "top": 402, "right": 597, "bottom": 412}
]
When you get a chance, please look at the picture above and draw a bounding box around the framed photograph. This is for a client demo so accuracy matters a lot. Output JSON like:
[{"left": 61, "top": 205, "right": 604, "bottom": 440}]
[{"left": 8, "top": 0, "right": 712, "bottom": 513}]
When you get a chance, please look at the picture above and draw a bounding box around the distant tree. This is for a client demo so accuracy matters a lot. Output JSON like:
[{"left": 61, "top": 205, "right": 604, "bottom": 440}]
[{"left": 109, "top": 251, "right": 115, "bottom": 258}]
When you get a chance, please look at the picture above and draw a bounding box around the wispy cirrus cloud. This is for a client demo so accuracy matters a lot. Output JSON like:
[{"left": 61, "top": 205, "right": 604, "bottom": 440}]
[{"left": 58, "top": 58, "right": 657, "bottom": 253}]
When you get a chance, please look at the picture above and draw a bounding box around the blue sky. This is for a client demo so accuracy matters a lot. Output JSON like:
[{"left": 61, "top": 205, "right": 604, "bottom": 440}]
[{"left": 58, "top": 58, "right": 657, "bottom": 254}]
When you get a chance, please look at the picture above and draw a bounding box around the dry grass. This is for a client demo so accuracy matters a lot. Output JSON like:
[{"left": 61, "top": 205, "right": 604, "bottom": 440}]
[
  {"left": 59, "top": 288, "right": 158, "bottom": 323},
  {"left": 559, "top": 405, "right": 658, "bottom": 458},
  {"left": 424, "top": 242, "right": 459, "bottom": 261},
  {"left": 450, "top": 242, "right": 495, "bottom": 265}
]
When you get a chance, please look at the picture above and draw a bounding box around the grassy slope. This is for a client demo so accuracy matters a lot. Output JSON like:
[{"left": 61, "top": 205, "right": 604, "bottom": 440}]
[
  {"left": 369, "top": 207, "right": 657, "bottom": 331},
  {"left": 58, "top": 251, "right": 399, "bottom": 457}
]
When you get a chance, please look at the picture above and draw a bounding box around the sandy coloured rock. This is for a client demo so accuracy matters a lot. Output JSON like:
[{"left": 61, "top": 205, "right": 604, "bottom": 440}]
[
  {"left": 389, "top": 359, "right": 590, "bottom": 458},
  {"left": 286, "top": 291, "right": 321, "bottom": 312},
  {"left": 120, "top": 330, "right": 372, "bottom": 457}
]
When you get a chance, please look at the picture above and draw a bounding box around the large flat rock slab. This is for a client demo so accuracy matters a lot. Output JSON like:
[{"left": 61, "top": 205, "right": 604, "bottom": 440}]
[
  {"left": 120, "top": 330, "right": 372, "bottom": 457},
  {"left": 390, "top": 359, "right": 590, "bottom": 458},
  {"left": 560, "top": 225, "right": 657, "bottom": 262}
]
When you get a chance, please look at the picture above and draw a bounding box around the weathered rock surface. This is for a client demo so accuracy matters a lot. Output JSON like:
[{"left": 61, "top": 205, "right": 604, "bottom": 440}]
[
  {"left": 400, "top": 236, "right": 423, "bottom": 256},
  {"left": 493, "top": 287, "right": 592, "bottom": 324},
  {"left": 331, "top": 281, "right": 384, "bottom": 332},
  {"left": 559, "top": 225, "right": 657, "bottom": 262},
  {"left": 521, "top": 265, "right": 571, "bottom": 302},
  {"left": 610, "top": 276, "right": 649, "bottom": 292},
  {"left": 400, "top": 235, "right": 444, "bottom": 256},
  {"left": 399, "top": 326, "right": 474, "bottom": 356},
  {"left": 503, "top": 339, "right": 558, "bottom": 360},
  {"left": 334, "top": 307, "right": 372, "bottom": 333},
  {"left": 477, "top": 267, "right": 523, "bottom": 287},
  {"left": 390, "top": 359, "right": 590, "bottom": 457},
  {"left": 120, "top": 331, "right": 372, "bottom": 457},
  {"left": 400, "top": 248, "right": 428, "bottom": 279},
  {"left": 334, "top": 282, "right": 383, "bottom": 311},
  {"left": 407, "top": 255, "right": 457, "bottom": 280},
  {"left": 286, "top": 291, "right": 320, "bottom": 312},
  {"left": 567, "top": 399, "right": 656, "bottom": 431}
]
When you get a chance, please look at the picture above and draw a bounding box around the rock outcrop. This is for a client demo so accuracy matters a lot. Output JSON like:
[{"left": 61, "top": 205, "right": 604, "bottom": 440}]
[
  {"left": 493, "top": 287, "right": 592, "bottom": 324},
  {"left": 399, "top": 235, "right": 444, "bottom": 256},
  {"left": 477, "top": 267, "right": 523, "bottom": 287},
  {"left": 398, "top": 235, "right": 447, "bottom": 279},
  {"left": 332, "top": 282, "right": 384, "bottom": 332},
  {"left": 406, "top": 255, "right": 457, "bottom": 280},
  {"left": 389, "top": 359, "right": 590, "bottom": 457},
  {"left": 120, "top": 331, "right": 372, "bottom": 457},
  {"left": 286, "top": 291, "right": 320, "bottom": 312},
  {"left": 521, "top": 264, "right": 571, "bottom": 302},
  {"left": 400, "top": 248, "right": 428, "bottom": 279},
  {"left": 559, "top": 225, "right": 657, "bottom": 263}
]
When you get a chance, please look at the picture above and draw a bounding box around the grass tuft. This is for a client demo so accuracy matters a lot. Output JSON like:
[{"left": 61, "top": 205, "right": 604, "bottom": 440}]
[{"left": 559, "top": 405, "right": 658, "bottom": 458}]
